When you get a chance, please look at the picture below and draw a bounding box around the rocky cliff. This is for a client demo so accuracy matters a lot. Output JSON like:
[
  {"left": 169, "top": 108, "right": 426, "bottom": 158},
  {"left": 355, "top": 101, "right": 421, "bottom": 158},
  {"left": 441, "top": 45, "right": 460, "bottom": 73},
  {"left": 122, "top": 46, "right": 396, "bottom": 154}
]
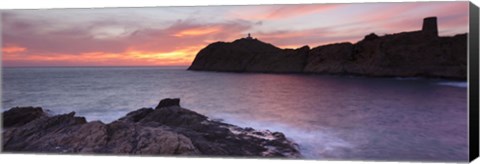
[
  {"left": 2, "top": 98, "right": 301, "bottom": 157},
  {"left": 189, "top": 38, "right": 308, "bottom": 73},
  {"left": 188, "top": 17, "right": 467, "bottom": 79}
]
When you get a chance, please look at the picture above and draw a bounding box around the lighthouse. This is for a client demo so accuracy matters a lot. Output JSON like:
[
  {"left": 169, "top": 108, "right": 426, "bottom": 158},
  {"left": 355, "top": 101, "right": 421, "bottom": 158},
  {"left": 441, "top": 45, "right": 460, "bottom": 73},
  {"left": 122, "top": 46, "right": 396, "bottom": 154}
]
[{"left": 246, "top": 33, "right": 253, "bottom": 39}]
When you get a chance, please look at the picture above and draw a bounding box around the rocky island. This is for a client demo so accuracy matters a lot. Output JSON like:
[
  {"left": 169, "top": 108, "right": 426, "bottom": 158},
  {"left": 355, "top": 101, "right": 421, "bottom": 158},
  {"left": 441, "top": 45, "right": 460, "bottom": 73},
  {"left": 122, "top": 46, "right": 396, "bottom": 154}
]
[
  {"left": 188, "top": 17, "right": 467, "bottom": 80},
  {"left": 2, "top": 98, "right": 301, "bottom": 157}
]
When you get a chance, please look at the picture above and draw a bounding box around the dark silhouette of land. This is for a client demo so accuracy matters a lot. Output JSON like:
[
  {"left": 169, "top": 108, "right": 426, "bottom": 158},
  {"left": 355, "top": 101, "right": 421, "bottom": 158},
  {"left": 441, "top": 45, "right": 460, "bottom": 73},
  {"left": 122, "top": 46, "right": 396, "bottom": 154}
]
[{"left": 189, "top": 17, "right": 467, "bottom": 79}]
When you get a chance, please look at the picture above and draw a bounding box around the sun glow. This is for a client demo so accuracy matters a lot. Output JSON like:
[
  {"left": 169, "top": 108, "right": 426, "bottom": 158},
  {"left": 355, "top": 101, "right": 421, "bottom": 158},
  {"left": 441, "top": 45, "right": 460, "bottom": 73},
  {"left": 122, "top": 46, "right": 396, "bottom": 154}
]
[
  {"left": 2, "top": 45, "right": 203, "bottom": 67},
  {"left": 129, "top": 51, "right": 185, "bottom": 59}
]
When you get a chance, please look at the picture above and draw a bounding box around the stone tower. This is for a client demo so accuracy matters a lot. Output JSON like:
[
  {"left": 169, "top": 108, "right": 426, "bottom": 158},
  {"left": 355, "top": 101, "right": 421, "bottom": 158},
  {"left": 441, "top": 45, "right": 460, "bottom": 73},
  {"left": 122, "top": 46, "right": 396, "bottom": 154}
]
[{"left": 422, "top": 17, "right": 438, "bottom": 37}]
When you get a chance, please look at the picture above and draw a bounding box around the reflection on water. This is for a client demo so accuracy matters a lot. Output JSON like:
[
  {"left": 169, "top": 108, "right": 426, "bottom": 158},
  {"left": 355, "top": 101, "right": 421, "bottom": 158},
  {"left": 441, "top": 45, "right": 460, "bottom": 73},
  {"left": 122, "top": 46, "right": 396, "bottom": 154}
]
[{"left": 2, "top": 67, "right": 468, "bottom": 161}]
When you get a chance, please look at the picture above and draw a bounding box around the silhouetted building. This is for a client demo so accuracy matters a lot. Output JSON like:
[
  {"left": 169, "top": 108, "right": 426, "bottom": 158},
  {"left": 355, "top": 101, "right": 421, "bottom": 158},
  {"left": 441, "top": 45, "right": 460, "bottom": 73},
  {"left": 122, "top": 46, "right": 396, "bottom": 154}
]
[
  {"left": 246, "top": 33, "right": 253, "bottom": 39},
  {"left": 422, "top": 17, "right": 438, "bottom": 37}
]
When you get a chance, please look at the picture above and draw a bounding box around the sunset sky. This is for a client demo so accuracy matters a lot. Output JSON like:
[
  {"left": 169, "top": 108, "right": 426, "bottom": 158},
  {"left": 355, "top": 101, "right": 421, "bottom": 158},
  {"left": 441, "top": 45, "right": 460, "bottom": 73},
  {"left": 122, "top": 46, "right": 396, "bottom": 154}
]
[{"left": 1, "top": 1, "right": 469, "bottom": 67}]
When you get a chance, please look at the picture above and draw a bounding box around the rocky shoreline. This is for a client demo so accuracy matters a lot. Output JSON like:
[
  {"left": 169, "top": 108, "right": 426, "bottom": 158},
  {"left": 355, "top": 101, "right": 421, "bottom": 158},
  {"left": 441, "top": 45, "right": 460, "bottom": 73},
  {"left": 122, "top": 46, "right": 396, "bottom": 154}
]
[
  {"left": 2, "top": 98, "right": 301, "bottom": 158},
  {"left": 188, "top": 17, "right": 467, "bottom": 80}
]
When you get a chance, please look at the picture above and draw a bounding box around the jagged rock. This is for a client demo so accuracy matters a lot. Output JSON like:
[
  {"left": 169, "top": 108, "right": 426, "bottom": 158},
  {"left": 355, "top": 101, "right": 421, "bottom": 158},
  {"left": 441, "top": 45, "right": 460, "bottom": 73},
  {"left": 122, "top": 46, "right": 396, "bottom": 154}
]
[
  {"left": 140, "top": 106, "right": 208, "bottom": 127},
  {"left": 118, "top": 108, "right": 153, "bottom": 122},
  {"left": 2, "top": 106, "right": 46, "bottom": 128},
  {"left": 188, "top": 17, "right": 467, "bottom": 79},
  {"left": 155, "top": 98, "right": 180, "bottom": 109},
  {"left": 2, "top": 98, "right": 301, "bottom": 158},
  {"left": 363, "top": 33, "right": 379, "bottom": 41},
  {"left": 102, "top": 121, "right": 199, "bottom": 155},
  {"left": 2, "top": 111, "right": 88, "bottom": 152}
]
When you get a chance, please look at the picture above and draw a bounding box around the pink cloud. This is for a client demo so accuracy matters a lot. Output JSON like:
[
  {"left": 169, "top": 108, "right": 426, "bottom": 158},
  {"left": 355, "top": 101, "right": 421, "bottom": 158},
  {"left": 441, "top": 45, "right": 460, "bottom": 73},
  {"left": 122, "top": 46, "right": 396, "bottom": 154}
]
[
  {"left": 262, "top": 4, "right": 343, "bottom": 20},
  {"left": 254, "top": 27, "right": 362, "bottom": 48},
  {"left": 228, "top": 4, "right": 345, "bottom": 21},
  {"left": 125, "top": 19, "right": 252, "bottom": 53},
  {"left": 2, "top": 13, "right": 254, "bottom": 66},
  {"left": 2, "top": 13, "right": 253, "bottom": 54},
  {"left": 355, "top": 3, "right": 423, "bottom": 23},
  {"left": 353, "top": 2, "right": 468, "bottom": 35}
]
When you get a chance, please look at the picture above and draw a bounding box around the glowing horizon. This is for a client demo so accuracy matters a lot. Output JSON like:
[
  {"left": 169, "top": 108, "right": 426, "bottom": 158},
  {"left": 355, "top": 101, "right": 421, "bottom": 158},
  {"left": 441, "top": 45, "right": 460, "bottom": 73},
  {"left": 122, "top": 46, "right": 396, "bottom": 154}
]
[{"left": 1, "top": 2, "right": 469, "bottom": 67}]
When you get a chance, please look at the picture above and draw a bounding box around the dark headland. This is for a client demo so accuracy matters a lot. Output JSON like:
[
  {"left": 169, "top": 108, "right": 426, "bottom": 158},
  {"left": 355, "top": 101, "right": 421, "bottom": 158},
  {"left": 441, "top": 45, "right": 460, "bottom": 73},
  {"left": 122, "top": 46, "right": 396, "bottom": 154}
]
[
  {"left": 188, "top": 17, "right": 467, "bottom": 80},
  {"left": 2, "top": 98, "right": 300, "bottom": 157}
]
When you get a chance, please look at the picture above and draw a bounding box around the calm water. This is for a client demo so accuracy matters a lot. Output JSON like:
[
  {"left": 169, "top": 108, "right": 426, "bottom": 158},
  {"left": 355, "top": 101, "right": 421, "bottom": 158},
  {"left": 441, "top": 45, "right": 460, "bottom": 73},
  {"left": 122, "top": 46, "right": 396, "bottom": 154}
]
[{"left": 1, "top": 67, "right": 468, "bottom": 161}]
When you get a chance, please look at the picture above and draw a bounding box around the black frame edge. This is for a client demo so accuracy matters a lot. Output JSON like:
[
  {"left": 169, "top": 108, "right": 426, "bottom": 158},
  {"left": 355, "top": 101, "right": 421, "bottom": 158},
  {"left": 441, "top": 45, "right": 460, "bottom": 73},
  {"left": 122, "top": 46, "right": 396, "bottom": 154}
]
[{"left": 469, "top": 1, "right": 480, "bottom": 162}]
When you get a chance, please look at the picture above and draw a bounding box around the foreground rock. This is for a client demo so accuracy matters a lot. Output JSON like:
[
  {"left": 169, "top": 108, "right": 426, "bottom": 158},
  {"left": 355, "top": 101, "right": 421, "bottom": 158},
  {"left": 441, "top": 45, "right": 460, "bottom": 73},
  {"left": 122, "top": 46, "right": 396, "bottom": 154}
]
[
  {"left": 2, "top": 98, "right": 301, "bottom": 157},
  {"left": 188, "top": 17, "right": 467, "bottom": 79}
]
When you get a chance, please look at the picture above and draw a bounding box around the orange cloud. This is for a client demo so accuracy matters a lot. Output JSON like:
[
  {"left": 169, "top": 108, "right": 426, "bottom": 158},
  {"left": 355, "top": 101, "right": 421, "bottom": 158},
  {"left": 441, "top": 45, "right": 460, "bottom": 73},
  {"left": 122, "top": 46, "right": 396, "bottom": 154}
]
[
  {"left": 174, "top": 27, "right": 220, "bottom": 37},
  {"left": 126, "top": 45, "right": 202, "bottom": 64},
  {"left": 2, "top": 45, "right": 27, "bottom": 53}
]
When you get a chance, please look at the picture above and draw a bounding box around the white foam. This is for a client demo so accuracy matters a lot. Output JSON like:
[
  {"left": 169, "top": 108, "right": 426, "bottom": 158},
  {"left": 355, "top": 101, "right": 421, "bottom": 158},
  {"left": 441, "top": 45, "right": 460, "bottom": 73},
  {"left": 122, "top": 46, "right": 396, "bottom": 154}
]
[
  {"left": 219, "top": 116, "right": 354, "bottom": 159},
  {"left": 437, "top": 82, "right": 467, "bottom": 88},
  {"left": 226, "top": 126, "right": 277, "bottom": 141}
]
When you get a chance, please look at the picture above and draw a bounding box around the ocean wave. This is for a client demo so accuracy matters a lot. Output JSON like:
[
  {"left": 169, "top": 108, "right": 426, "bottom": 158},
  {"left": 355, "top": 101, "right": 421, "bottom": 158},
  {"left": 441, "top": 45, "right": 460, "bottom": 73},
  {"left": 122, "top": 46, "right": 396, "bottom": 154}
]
[{"left": 437, "top": 82, "right": 468, "bottom": 88}]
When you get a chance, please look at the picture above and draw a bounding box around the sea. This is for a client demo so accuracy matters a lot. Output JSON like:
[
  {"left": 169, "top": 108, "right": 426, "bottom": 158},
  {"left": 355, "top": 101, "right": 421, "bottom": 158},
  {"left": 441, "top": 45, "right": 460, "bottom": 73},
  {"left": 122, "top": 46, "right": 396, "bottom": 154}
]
[{"left": 1, "top": 66, "right": 468, "bottom": 161}]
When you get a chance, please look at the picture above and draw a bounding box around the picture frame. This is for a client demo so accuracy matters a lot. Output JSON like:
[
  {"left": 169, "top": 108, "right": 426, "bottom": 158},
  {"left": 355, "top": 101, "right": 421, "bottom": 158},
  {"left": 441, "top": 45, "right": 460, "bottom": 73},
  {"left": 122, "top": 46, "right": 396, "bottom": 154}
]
[{"left": 1, "top": 0, "right": 479, "bottom": 163}]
